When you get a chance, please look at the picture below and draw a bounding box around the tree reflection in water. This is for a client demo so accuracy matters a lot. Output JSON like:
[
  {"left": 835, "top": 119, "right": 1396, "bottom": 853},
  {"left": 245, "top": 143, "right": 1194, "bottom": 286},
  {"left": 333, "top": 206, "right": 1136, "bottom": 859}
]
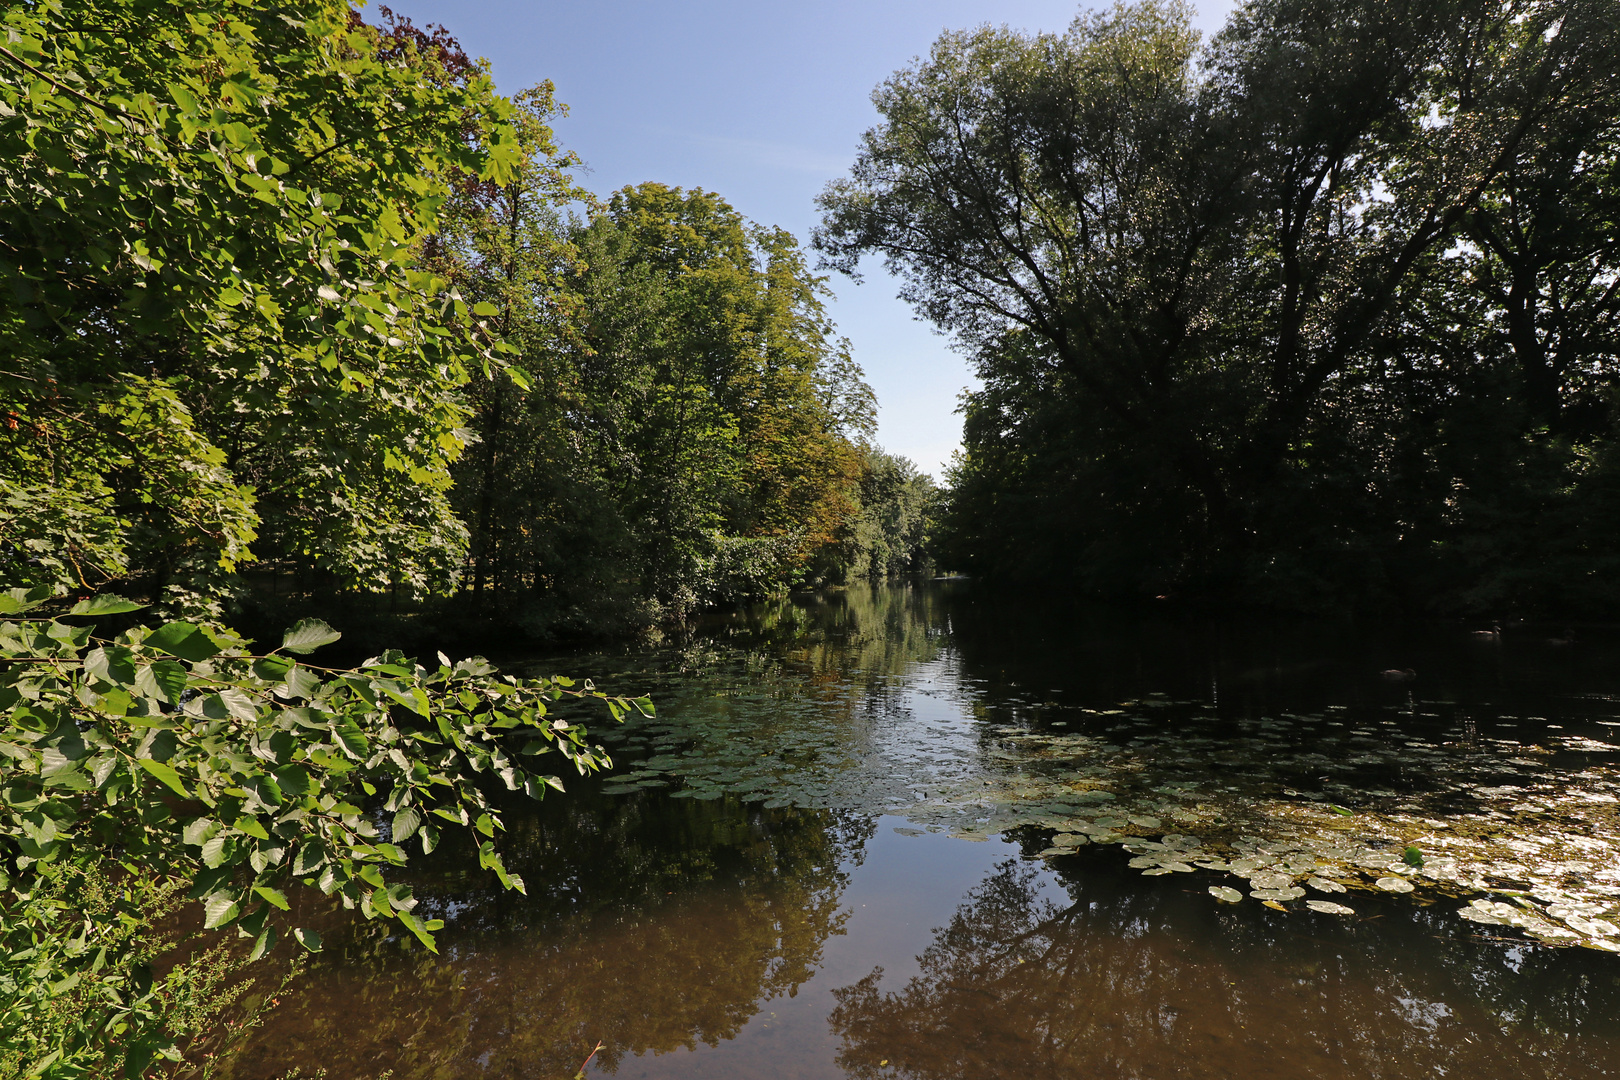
[
  {"left": 221, "top": 794, "right": 870, "bottom": 1079},
  {"left": 830, "top": 855, "right": 1620, "bottom": 1080}
]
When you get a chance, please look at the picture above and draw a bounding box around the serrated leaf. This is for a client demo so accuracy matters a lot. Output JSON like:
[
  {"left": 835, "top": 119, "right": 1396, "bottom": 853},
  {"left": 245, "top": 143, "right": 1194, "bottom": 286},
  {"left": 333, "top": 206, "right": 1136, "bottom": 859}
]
[
  {"left": 145, "top": 622, "right": 220, "bottom": 663},
  {"left": 216, "top": 687, "right": 259, "bottom": 722},
  {"left": 135, "top": 660, "right": 188, "bottom": 704},
  {"left": 137, "top": 758, "right": 190, "bottom": 798},
  {"left": 182, "top": 818, "right": 221, "bottom": 847},
  {"left": 233, "top": 816, "right": 269, "bottom": 840},
  {"left": 202, "top": 893, "right": 239, "bottom": 929},
  {"left": 281, "top": 619, "right": 341, "bottom": 654},
  {"left": 201, "top": 832, "right": 229, "bottom": 869},
  {"left": 252, "top": 885, "right": 289, "bottom": 910},
  {"left": 277, "top": 665, "right": 324, "bottom": 700},
  {"left": 247, "top": 924, "right": 277, "bottom": 961},
  {"left": 396, "top": 910, "right": 439, "bottom": 952},
  {"left": 391, "top": 806, "right": 421, "bottom": 842},
  {"left": 68, "top": 595, "right": 145, "bottom": 616},
  {"left": 252, "top": 656, "right": 293, "bottom": 681},
  {"left": 84, "top": 646, "right": 137, "bottom": 688},
  {"left": 274, "top": 762, "right": 311, "bottom": 797},
  {"left": 292, "top": 840, "right": 325, "bottom": 875}
]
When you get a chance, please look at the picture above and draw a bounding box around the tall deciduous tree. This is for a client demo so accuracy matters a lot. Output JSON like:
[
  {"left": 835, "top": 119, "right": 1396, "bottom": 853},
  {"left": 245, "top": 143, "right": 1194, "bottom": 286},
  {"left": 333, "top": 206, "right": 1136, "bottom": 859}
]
[
  {"left": 0, "top": 0, "right": 523, "bottom": 613},
  {"left": 818, "top": 0, "right": 1620, "bottom": 606}
]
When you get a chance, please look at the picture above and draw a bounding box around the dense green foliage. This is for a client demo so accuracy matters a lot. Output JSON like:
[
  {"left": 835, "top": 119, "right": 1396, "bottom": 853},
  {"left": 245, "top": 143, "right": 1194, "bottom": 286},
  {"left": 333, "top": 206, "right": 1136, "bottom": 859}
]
[
  {"left": 439, "top": 176, "right": 882, "bottom": 635},
  {"left": 0, "top": 0, "right": 532, "bottom": 615},
  {"left": 812, "top": 448, "right": 939, "bottom": 584},
  {"left": 0, "top": 588, "right": 645, "bottom": 1076},
  {"left": 819, "top": 0, "right": 1620, "bottom": 613}
]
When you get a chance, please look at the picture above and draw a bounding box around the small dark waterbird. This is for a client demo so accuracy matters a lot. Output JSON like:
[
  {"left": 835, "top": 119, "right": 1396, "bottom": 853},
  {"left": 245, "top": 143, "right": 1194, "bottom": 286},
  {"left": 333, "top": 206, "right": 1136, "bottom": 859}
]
[{"left": 1471, "top": 622, "right": 1502, "bottom": 641}]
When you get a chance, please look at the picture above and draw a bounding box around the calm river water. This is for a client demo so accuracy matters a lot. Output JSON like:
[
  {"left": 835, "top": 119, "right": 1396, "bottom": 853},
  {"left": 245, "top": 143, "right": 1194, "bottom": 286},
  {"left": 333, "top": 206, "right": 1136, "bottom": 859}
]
[{"left": 228, "top": 582, "right": 1620, "bottom": 1079}]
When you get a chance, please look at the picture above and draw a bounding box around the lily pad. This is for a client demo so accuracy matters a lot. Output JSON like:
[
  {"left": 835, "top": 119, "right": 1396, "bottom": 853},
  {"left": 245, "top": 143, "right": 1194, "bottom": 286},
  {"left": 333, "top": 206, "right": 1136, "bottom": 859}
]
[
  {"left": 1209, "top": 886, "right": 1244, "bottom": 903},
  {"left": 1251, "top": 887, "right": 1306, "bottom": 901},
  {"left": 1458, "top": 906, "right": 1505, "bottom": 925},
  {"left": 1306, "top": 876, "right": 1348, "bottom": 893},
  {"left": 1305, "top": 900, "right": 1356, "bottom": 915},
  {"left": 1376, "top": 877, "right": 1416, "bottom": 893}
]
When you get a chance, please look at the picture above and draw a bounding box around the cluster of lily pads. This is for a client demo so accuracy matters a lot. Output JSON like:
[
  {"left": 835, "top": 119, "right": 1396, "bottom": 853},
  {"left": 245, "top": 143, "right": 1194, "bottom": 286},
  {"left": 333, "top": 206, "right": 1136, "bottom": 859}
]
[{"left": 573, "top": 647, "right": 1620, "bottom": 954}]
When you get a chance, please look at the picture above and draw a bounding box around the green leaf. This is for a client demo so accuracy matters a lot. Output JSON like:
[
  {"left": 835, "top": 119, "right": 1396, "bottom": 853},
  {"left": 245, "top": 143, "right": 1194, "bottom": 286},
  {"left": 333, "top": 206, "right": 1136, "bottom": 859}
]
[
  {"left": 182, "top": 818, "right": 221, "bottom": 847},
  {"left": 135, "top": 660, "right": 188, "bottom": 704},
  {"left": 275, "top": 762, "right": 312, "bottom": 797},
  {"left": 281, "top": 618, "right": 341, "bottom": 654},
  {"left": 202, "top": 893, "right": 240, "bottom": 929},
  {"left": 252, "top": 656, "right": 294, "bottom": 681},
  {"left": 216, "top": 687, "right": 260, "bottom": 722},
  {"left": 137, "top": 758, "right": 190, "bottom": 798},
  {"left": 391, "top": 806, "right": 421, "bottom": 842},
  {"left": 472, "top": 300, "right": 499, "bottom": 317},
  {"left": 145, "top": 621, "right": 221, "bottom": 663},
  {"left": 397, "top": 910, "right": 439, "bottom": 952},
  {"left": 247, "top": 924, "right": 277, "bottom": 961},
  {"left": 201, "top": 832, "right": 230, "bottom": 869},
  {"left": 277, "top": 665, "right": 324, "bottom": 700},
  {"left": 234, "top": 816, "right": 270, "bottom": 840},
  {"left": 68, "top": 595, "right": 145, "bottom": 616},
  {"left": 84, "top": 646, "right": 137, "bottom": 688},
  {"left": 293, "top": 927, "right": 322, "bottom": 953},
  {"left": 252, "top": 885, "right": 290, "bottom": 910}
]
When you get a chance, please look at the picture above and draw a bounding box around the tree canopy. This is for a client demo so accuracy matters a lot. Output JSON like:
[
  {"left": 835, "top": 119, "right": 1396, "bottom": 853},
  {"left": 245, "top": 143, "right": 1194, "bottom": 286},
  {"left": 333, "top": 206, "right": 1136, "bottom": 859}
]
[{"left": 818, "top": 0, "right": 1620, "bottom": 611}]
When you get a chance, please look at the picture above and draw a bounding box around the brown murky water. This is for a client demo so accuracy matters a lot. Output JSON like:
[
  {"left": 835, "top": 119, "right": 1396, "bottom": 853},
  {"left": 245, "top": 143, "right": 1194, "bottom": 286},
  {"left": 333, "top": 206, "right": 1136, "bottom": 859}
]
[{"left": 227, "top": 584, "right": 1620, "bottom": 1079}]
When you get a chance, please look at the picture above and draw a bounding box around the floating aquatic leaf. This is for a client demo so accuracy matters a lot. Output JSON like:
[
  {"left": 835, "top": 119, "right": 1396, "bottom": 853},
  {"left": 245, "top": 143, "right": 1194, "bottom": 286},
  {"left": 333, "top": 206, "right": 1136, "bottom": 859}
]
[
  {"left": 1252, "top": 887, "right": 1306, "bottom": 901},
  {"left": 1306, "top": 876, "right": 1347, "bottom": 894},
  {"left": 1376, "top": 877, "right": 1416, "bottom": 893},
  {"left": 1053, "top": 833, "right": 1088, "bottom": 847},
  {"left": 1305, "top": 900, "right": 1355, "bottom": 915},
  {"left": 1262, "top": 900, "right": 1289, "bottom": 911},
  {"left": 1458, "top": 906, "right": 1505, "bottom": 925},
  {"left": 1141, "top": 867, "right": 1174, "bottom": 876},
  {"left": 1565, "top": 915, "right": 1620, "bottom": 937},
  {"left": 1209, "top": 886, "right": 1243, "bottom": 903},
  {"left": 1249, "top": 872, "right": 1293, "bottom": 891}
]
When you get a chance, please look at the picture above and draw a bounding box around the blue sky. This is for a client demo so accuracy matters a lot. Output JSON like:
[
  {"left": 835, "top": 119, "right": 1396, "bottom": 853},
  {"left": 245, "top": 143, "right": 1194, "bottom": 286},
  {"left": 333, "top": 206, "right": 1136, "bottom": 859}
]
[{"left": 387, "top": 0, "right": 1239, "bottom": 477}]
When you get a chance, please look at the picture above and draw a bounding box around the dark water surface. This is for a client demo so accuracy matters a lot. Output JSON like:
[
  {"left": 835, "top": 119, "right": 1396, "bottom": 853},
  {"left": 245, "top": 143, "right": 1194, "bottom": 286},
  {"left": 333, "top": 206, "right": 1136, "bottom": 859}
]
[{"left": 229, "top": 584, "right": 1620, "bottom": 1079}]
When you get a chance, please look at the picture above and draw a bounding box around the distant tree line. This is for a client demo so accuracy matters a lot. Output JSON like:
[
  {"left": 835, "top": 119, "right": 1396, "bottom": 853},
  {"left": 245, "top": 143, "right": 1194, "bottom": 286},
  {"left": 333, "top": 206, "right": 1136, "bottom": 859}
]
[{"left": 817, "top": 0, "right": 1620, "bottom": 615}]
